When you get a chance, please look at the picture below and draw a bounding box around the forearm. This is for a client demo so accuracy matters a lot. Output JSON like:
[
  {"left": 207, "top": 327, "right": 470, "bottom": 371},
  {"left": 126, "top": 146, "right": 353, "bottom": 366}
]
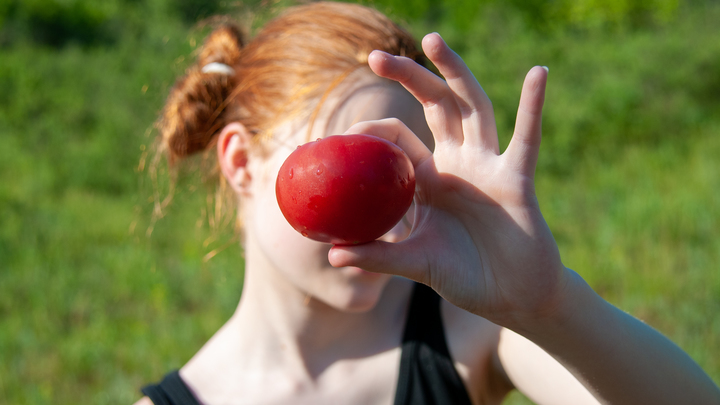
[{"left": 514, "top": 268, "right": 720, "bottom": 405}]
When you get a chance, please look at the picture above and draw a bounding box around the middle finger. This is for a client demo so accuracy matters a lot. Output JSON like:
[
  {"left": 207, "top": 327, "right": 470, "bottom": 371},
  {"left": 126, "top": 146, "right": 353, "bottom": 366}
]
[
  {"left": 422, "top": 33, "right": 499, "bottom": 154},
  {"left": 368, "top": 50, "right": 464, "bottom": 146}
]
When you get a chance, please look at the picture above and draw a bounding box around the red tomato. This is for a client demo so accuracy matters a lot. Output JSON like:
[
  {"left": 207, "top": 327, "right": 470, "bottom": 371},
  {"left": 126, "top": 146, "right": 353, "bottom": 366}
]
[{"left": 276, "top": 134, "right": 415, "bottom": 245}]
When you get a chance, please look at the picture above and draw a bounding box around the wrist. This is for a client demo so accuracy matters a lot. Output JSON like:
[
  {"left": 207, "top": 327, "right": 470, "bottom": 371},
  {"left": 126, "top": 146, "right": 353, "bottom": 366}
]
[{"left": 503, "top": 267, "right": 597, "bottom": 341}]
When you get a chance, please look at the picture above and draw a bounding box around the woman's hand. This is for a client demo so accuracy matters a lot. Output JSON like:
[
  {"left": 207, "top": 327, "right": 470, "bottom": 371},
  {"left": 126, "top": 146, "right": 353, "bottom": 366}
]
[
  {"left": 330, "top": 34, "right": 720, "bottom": 405},
  {"left": 328, "top": 33, "right": 568, "bottom": 328}
]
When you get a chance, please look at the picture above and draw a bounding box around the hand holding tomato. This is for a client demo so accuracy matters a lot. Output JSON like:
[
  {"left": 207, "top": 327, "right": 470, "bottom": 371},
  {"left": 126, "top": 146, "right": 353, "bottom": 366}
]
[
  {"left": 328, "top": 33, "right": 569, "bottom": 329},
  {"left": 327, "top": 34, "right": 720, "bottom": 405}
]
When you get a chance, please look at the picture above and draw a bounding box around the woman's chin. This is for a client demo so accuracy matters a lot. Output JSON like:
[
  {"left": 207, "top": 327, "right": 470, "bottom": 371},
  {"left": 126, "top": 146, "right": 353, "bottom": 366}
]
[{"left": 326, "top": 269, "right": 390, "bottom": 313}]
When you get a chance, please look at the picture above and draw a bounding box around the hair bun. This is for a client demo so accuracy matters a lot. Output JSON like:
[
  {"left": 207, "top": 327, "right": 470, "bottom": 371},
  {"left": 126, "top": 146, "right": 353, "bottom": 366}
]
[
  {"left": 198, "top": 25, "right": 244, "bottom": 67},
  {"left": 158, "top": 24, "right": 245, "bottom": 164}
]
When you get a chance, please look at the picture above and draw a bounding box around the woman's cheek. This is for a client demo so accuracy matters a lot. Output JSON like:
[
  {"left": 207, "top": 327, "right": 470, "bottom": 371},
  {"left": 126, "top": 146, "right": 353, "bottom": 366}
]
[{"left": 251, "top": 161, "right": 320, "bottom": 257}]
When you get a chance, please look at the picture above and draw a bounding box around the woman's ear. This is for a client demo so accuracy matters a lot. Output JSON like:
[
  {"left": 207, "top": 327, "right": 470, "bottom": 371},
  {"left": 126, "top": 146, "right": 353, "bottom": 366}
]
[{"left": 217, "top": 122, "right": 254, "bottom": 195}]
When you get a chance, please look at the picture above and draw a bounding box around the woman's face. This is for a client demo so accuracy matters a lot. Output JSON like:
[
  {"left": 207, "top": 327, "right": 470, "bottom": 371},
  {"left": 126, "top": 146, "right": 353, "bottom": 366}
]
[{"left": 241, "top": 73, "right": 432, "bottom": 313}]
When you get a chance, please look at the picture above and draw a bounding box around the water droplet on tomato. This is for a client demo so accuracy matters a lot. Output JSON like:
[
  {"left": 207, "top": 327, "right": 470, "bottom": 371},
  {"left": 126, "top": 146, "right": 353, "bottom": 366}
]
[
  {"left": 289, "top": 168, "right": 294, "bottom": 179},
  {"left": 316, "top": 166, "right": 323, "bottom": 175},
  {"left": 301, "top": 231, "right": 308, "bottom": 237}
]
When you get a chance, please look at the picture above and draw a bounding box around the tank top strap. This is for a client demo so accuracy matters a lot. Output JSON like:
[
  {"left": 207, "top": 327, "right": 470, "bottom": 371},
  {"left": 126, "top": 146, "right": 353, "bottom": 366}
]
[
  {"left": 141, "top": 370, "right": 201, "bottom": 405},
  {"left": 394, "top": 283, "right": 473, "bottom": 405}
]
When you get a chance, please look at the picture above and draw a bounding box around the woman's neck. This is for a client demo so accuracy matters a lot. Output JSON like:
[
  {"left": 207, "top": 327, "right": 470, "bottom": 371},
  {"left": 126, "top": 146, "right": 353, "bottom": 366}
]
[
  {"left": 234, "top": 263, "right": 412, "bottom": 373},
  {"left": 181, "top": 236, "right": 413, "bottom": 387}
]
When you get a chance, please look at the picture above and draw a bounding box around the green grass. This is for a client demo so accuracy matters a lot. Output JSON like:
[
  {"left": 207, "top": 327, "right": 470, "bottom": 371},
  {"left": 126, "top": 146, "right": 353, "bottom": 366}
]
[{"left": 1, "top": 1, "right": 719, "bottom": 404}]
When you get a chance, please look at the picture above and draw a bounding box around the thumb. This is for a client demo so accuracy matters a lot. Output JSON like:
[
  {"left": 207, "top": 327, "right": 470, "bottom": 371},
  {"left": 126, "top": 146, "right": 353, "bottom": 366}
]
[{"left": 328, "top": 240, "right": 428, "bottom": 284}]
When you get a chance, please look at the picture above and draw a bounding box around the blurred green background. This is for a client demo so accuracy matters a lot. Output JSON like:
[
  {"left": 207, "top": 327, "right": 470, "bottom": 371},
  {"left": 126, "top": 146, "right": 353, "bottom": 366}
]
[{"left": 1, "top": 0, "right": 718, "bottom": 403}]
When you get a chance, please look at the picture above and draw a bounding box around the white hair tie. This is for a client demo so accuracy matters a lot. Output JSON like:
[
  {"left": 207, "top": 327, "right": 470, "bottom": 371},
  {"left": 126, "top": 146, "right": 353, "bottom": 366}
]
[{"left": 201, "top": 62, "right": 235, "bottom": 76}]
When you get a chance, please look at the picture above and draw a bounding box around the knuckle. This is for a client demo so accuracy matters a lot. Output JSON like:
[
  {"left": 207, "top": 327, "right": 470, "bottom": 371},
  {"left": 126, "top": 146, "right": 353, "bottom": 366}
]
[{"left": 384, "top": 117, "right": 404, "bottom": 127}]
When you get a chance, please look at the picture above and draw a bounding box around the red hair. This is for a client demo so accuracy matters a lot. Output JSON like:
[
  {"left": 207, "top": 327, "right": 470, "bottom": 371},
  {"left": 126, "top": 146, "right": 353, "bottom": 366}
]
[{"left": 157, "top": 1, "right": 425, "bottom": 164}]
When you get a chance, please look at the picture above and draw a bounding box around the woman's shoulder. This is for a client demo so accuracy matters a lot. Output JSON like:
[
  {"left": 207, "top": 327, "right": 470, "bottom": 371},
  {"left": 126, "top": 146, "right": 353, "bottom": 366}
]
[
  {"left": 132, "top": 396, "right": 153, "bottom": 405},
  {"left": 441, "top": 298, "right": 514, "bottom": 403},
  {"left": 441, "top": 297, "right": 503, "bottom": 357}
]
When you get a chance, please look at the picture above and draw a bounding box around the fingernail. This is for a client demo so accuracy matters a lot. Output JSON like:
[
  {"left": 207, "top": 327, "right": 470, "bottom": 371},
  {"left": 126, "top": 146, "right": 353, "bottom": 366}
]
[
  {"left": 541, "top": 66, "right": 549, "bottom": 72},
  {"left": 425, "top": 32, "right": 443, "bottom": 42}
]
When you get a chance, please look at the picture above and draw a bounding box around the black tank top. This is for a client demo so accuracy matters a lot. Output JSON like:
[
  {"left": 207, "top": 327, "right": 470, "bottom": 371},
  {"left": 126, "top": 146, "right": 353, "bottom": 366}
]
[{"left": 141, "top": 283, "right": 473, "bottom": 405}]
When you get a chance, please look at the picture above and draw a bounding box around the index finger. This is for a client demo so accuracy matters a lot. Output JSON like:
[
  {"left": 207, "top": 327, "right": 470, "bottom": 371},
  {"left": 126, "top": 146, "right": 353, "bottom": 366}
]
[
  {"left": 421, "top": 33, "right": 499, "bottom": 153},
  {"left": 344, "top": 118, "right": 432, "bottom": 168}
]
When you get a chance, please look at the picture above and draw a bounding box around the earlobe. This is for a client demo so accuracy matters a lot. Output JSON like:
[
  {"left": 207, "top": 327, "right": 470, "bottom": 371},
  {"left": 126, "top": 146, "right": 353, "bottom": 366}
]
[{"left": 217, "top": 122, "right": 253, "bottom": 194}]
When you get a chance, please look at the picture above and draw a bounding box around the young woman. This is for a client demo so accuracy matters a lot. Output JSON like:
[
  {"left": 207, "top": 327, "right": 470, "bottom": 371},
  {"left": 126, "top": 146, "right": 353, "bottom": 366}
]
[{"left": 135, "top": 2, "right": 720, "bottom": 404}]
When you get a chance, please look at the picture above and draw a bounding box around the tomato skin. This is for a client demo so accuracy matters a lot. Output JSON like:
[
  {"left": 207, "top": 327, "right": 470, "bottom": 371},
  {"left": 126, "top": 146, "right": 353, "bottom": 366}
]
[{"left": 276, "top": 134, "right": 415, "bottom": 245}]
